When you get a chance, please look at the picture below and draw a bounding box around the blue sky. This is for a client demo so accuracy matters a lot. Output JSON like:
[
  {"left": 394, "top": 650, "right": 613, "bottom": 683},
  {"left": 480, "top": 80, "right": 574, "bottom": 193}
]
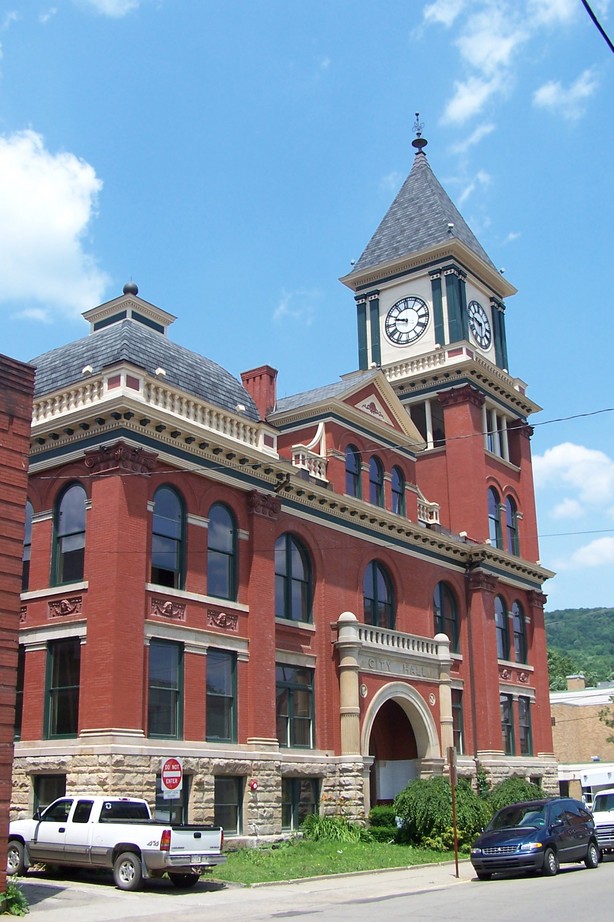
[{"left": 0, "top": 0, "right": 612, "bottom": 612}]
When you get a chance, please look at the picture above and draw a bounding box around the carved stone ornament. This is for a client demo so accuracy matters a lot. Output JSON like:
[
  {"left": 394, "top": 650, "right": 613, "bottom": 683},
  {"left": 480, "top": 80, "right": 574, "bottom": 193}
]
[
  {"left": 247, "top": 490, "right": 281, "bottom": 519},
  {"left": 438, "top": 384, "right": 484, "bottom": 410},
  {"left": 151, "top": 598, "right": 186, "bottom": 620},
  {"left": 84, "top": 441, "right": 158, "bottom": 475},
  {"left": 518, "top": 671, "right": 529, "bottom": 683},
  {"left": 20, "top": 606, "right": 27, "bottom": 624},
  {"left": 207, "top": 609, "right": 239, "bottom": 632},
  {"left": 48, "top": 596, "right": 82, "bottom": 618},
  {"left": 499, "top": 666, "right": 512, "bottom": 680}
]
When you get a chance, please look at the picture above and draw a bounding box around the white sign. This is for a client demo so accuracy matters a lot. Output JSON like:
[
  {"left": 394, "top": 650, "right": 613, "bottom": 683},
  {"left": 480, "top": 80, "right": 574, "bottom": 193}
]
[{"left": 161, "top": 756, "right": 183, "bottom": 798}]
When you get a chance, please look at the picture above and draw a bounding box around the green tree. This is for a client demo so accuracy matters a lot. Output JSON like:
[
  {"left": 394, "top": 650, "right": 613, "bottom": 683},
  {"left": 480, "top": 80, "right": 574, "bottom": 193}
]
[{"left": 599, "top": 694, "right": 614, "bottom": 744}]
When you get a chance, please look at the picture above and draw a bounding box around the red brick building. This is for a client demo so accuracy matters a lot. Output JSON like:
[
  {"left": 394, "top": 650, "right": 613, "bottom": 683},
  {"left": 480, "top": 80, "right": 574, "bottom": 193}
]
[
  {"left": 11, "top": 136, "right": 556, "bottom": 836},
  {"left": 1, "top": 354, "right": 35, "bottom": 889}
]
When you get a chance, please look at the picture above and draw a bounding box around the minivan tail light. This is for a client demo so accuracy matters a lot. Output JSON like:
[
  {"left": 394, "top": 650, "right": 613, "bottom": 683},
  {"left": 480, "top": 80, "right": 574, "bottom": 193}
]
[{"left": 160, "top": 829, "right": 171, "bottom": 851}]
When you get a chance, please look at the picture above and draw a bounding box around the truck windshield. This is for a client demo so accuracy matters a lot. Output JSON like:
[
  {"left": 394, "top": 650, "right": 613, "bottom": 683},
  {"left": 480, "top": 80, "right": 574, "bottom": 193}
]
[
  {"left": 593, "top": 794, "right": 614, "bottom": 812},
  {"left": 99, "top": 802, "right": 151, "bottom": 822}
]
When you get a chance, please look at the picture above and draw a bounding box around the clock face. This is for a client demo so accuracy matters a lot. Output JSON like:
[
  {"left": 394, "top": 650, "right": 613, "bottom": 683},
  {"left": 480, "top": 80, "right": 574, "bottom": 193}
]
[
  {"left": 384, "top": 297, "right": 430, "bottom": 346},
  {"left": 468, "top": 300, "right": 492, "bottom": 349}
]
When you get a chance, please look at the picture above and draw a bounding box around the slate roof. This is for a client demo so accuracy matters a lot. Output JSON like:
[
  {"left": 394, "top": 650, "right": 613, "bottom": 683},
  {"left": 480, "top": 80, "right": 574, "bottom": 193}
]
[
  {"left": 30, "top": 319, "right": 260, "bottom": 421},
  {"left": 273, "top": 371, "right": 378, "bottom": 415},
  {"left": 354, "top": 151, "right": 497, "bottom": 273}
]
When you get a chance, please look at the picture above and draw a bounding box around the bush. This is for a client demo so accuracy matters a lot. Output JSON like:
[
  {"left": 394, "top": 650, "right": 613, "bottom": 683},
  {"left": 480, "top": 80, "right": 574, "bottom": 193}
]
[
  {"left": 487, "top": 777, "right": 544, "bottom": 814},
  {"left": 1, "top": 879, "right": 29, "bottom": 916},
  {"left": 300, "top": 814, "right": 362, "bottom": 843},
  {"left": 393, "top": 776, "right": 490, "bottom": 851},
  {"left": 367, "top": 805, "right": 398, "bottom": 843}
]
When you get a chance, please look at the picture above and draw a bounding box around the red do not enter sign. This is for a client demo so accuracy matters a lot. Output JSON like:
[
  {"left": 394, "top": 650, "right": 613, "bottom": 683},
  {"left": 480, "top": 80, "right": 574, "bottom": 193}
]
[{"left": 161, "top": 757, "right": 183, "bottom": 793}]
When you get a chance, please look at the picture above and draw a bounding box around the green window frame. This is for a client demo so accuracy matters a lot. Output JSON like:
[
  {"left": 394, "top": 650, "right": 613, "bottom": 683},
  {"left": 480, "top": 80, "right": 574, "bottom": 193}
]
[
  {"left": 214, "top": 776, "right": 243, "bottom": 835},
  {"left": 147, "top": 639, "right": 183, "bottom": 739},
  {"left": 154, "top": 773, "right": 191, "bottom": 824},
  {"left": 275, "top": 533, "right": 312, "bottom": 622},
  {"left": 206, "top": 649, "right": 237, "bottom": 742},
  {"left": 363, "top": 561, "right": 395, "bottom": 629},
  {"left": 45, "top": 638, "right": 81, "bottom": 739},
  {"left": 52, "top": 483, "right": 86, "bottom": 585},
  {"left": 500, "top": 693, "right": 514, "bottom": 755},
  {"left": 22, "top": 500, "right": 33, "bottom": 591},
  {"left": 452, "top": 689, "right": 464, "bottom": 755},
  {"left": 151, "top": 485, "right": 185, "bottom": 589},
  {"left": 495, "top": 595, "right": 510, "bottom": 661},
  {"left": 282, "top": 777, "right": 319, "bottom": 832},
  {"left": 276, "top": 664, "right": 314, "bottom": 749},
  {"left": 488, "top": 487, "right": 503, "bottom": 549},
  {"left": 369, "top": 457, "right": 384, "bottom": 507},
  {"left": 505, "top": 496, "right": 520, "bottom": 555},
  {"left": 14, "top": 644, "right": 25, "bottom": 740},
  {"left": 519, "top": 696, "right": 533, "bottom": 756},
  {"left": 512, "top": 600, "right": 527, "bottom": 664},
  {"left": 33, "top": 775, "right": 66, "bottom": 814},
  {"left": 391, "top": 466, "right": 405, "bottom": 516},
  {"left": 345, "top": 445, "right": 361, "bottom": 498},
  {"left": 434, "top": 582, "right": 460, "bottom": 652},
  {"left": 207, "top": 503, "right": 237, "bottom": 601}
]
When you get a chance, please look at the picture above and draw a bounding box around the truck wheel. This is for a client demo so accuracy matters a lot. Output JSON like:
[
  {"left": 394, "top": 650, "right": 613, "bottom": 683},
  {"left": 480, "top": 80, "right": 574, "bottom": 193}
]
[
  {"left": 169, "top": 872, "right": 200, "bottom": 888},
  {"left": 585, "top": 842, "right": 600, "bottom": 869},
  {"left": 113, "top": 851, "right": 143, "bottom": 891},
  {"left": 6, "top": 841, "right": 26, "bottom": 876},
  {"left": 542, "top": 848, "right": 558, "bottom": 876}
]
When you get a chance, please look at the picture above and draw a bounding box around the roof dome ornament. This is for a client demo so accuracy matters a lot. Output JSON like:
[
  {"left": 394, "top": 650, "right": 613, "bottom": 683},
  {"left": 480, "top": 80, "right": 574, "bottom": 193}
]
[
  {"left": 411, "top": 112, "right": 428, "bottom": 155},
  {"left": 123, "top": 280, "right": 139, "bottom": 296}
]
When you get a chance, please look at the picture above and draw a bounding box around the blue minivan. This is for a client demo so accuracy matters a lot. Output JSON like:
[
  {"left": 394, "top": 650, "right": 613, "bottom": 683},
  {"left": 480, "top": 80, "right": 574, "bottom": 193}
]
[{"left": 470, "top": 798, "right": 600, "bottom": 880}]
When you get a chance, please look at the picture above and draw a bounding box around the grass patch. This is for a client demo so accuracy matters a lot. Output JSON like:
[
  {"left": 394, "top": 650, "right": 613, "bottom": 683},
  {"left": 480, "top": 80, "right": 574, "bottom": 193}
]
[{"left": 213, "top": 839, "right": 454, "bottom": 885}]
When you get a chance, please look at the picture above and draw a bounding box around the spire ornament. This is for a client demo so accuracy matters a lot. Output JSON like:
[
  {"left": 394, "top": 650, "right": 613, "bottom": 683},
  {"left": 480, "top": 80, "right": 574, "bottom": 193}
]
[{"left": 412, "top": 112, "right": 428, "bottom": 154}]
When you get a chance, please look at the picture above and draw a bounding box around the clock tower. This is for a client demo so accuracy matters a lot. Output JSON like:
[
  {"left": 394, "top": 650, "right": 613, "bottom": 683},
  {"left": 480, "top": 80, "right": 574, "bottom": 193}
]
[{"left": 340, "top": 120, "right": 541, "bottom": 560}]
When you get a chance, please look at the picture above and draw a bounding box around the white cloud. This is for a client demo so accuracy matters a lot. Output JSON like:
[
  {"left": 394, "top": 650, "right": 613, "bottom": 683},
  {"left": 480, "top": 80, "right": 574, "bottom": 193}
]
[
  {"left": 450, "top": 122, "right": 495, "bottom": 153},
  {"left": 423, "top": 0, "right": 467, "bottom": 26},
  {"left": 455, "top": 9, "right": 528, "bottom": 78},
  {"left": 273, "top": 289, "right": 318, "bottom": 326},
  {"left": 380, "top": 170, "right": 403, "bottom": 193},
  {"left": 39, "top": 8, "right": 58, "bottom": 25},
  {"left": 533, "top": 68, "right": 599, "bottom": 120},
  {"left": 527, "top": 0, "right": 579, "bottom": 26},
  {"left": 457, "top": 168, "right": 491, "bottom": 205},
  {"left": 76, "top": 0, "right": 140, "bottom": 16},
  {"left": 566, "top": 537, "right": 614, "bottom": 569},
  {"left": 0, "top": 130, "right": 109, "bottom": 320},
  {"left": 551, "top": 497, "right": 584, "bottom": 520},
  {"left": 442, "top": 75, "right": 503, "bottom": 124},
  {"left": 533, "top": 442, "right": 614, "bottom": 506},
  {"left": 503, "top": 230, "right": 521, "bottom": 244}
]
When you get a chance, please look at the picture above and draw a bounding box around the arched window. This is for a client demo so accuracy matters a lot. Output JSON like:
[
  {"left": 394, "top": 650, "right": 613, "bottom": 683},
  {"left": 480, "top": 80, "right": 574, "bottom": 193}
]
[
  {"left": 363, "top": 561, "right": 394, "bottom": 629},
  {"left": 275, "top": 534, "right": 312, "bottom": 622},
  {"left": 151, "top": 486, "right": 185, "bottom": 589},
  {"left": 53, "top": 483, "right": 86, "bottom": 585},
  {"left": 488, "top": 487, "right": 503, "bottom": 549},
  {"left": 207, "top": 503, "right": 237, "bottom": 600},
  {"left": 22, "top": 500, "right": 33, "bottom": 591},
  {"left": 345, "top": 445, "right": 361, "bottom": 498},
  {"left": 505, "top": 496, "right": 519, "bottom": 555},
  {"left": 434, "top": 582, "right": 460, "bottom": 652},
  {"left": 391, "top": 466, "right": 405, "bottom": 516},
  {"left": 512, "top": 600, "right": 527, "bottom": 663},
  {"left": 495, "top": 595, "right": 510, "bottom": 661},
  {"left": 369, "top": 457, "right": 384, "bottom": 507}
]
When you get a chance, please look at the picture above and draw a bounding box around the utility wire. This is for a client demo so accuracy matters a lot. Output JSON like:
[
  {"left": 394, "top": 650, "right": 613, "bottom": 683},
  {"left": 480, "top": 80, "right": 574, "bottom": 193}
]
[{"left": 580, "top": 0, "right": 614, "bottom": 54}]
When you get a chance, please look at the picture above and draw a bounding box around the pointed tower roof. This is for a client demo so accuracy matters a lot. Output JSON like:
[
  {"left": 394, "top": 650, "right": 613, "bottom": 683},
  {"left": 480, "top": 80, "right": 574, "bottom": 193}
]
[{"left": 353, "top": 147, "right": 496, "bottom": 274}]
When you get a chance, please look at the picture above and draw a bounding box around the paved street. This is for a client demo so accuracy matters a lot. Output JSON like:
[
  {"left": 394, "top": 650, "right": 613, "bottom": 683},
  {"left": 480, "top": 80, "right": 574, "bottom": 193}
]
[{"left": 15, "top": 857, "right": 614, "bottom": 922}]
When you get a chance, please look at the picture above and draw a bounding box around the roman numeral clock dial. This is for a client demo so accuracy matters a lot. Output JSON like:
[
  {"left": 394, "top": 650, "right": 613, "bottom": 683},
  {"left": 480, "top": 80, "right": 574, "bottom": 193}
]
[
  {"left": 468, "top": 300, "right": 492, "bottom": 349},
  {"left": 384, "top": 297, "right": 430, "bottom": 345}
]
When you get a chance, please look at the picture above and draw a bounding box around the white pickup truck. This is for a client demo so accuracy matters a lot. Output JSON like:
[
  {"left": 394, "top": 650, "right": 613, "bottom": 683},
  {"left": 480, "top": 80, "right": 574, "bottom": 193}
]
[
  {"left": 591, "top": 788, "right": 614, "bottom": 855},
  {"left": 7, "top": 795, "right": 226, "bottom": 890}
]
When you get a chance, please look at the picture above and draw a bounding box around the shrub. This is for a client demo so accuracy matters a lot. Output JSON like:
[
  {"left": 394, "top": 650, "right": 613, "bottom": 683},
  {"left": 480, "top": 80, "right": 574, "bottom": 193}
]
[
  {"left": 487, "top": 777, "right": 543, "bottom": 814},
  {"left": 393, "top": 776, "right": 490, "bottom": 851},
  {"left": 300, "top": 814, "right": 362, "bottom": 843},
  {"left": 367, "top": 805, "right": 398, "bottom": 843},
  {"left": 1, "top": 878, "right": 29, "bottom": 916}
]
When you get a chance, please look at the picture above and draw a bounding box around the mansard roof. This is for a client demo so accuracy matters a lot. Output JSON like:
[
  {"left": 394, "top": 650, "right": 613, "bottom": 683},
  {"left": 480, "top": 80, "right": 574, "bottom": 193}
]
[
  {"left": 353, "top": 150, "right": 497, "bottom": 274},
  {"left": 274, "top": 370, "right": 377, "bottom": 414},
  {"left": 30, "top": 318, "right": 259, "bottom": 421}
]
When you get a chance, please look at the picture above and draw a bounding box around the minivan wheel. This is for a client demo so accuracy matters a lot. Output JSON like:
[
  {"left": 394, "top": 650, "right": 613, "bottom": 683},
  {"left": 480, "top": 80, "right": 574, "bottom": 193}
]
[
  {"left": 585, "top": 842, "right": 600, "bottom": 869},
  {"left": 476, "top": 871, "right": 492, "bottom": 881},
  {"left": 542, "top": 847, "right": 558, "bottom": 876}
]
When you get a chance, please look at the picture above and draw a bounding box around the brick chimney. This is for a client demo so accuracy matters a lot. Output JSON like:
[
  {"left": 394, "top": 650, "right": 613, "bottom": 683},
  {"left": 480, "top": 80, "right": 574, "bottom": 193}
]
[
  {"left": 241, "top": 365, "right": 278, "bottom": 421},
  {"left": 566, "top": 674, "right": 586, "bottom": 692}
]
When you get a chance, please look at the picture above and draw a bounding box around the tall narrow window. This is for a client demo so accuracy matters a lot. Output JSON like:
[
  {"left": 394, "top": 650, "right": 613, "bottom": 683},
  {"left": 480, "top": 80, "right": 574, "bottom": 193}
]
[
  {"left": 282, "top": 778, "right": 319, "bottom": 832},
  {"left": 519, "top": 696, "right": 533, "bottom": 755},
  {"left": 345, "top": 445, "right": 361, "bottom": 498},
  {"left": 206, "top": 649, "right": 236, "bottom": 742},
  {"left": 369, "top": 457, "right": 384, "bottom": 507},
  {"left": 500, "top": 693, "right": 515, "bottom": 755},
  {"left": 452, "top": 689, "right": 464, "bottom": 755},
  {"left": 151, "top": 486, "right": 185, "bottom": 589},
  {"left": 155, "top": 774, "right": 190, "bottom": 824},
  {"left": 148, "top": 639, "right": 183, "bottom": 739},
  {"left": 214, "top": 776, "right": 243, "bottom": 835},
  {"left": 22, "top": 500, "right": 33, "bottom": 591},
  {"left": 45, "top": 638, "right": 80, "bottom": 738},
  {"left": 434, "top": 582, "right": 460, "bottom": 652},
  {"left": 488, "top": 487, "right": 502, "bottom": 549},
  {"left": 53, "top": 484, "right": 86, "bottom": 584},
  {"left": 207, "top": 503, "right": 237, "bottom": 600},
  {"left": 14, "top": 645, "right": 25, "bottom": 740},
  {"left": 512, "top": 600, "right": 527, "bottom": 664},
  {"left": 495, "top": 595, "right": 510, "bottom": 660},
  {"left": 505, "top": 496, "right": 519, "bottom": 555},
  {"left": 363, "top": 561, "right": 394, "bottom": 629},
  {"left": 391, "top": 466, "right": 405, "bottom": 516},
  {"left": 276, "top": 665, "right": 314, "bottom": 748},
  {"left": 275, "top": 534, "right": 312, "bottom": 622}
]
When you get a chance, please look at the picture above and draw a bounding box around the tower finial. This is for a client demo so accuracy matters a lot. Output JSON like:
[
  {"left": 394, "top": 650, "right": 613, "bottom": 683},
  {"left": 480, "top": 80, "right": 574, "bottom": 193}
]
[{"left": 412, "top": 112, "right": 428, "bottom": 154}]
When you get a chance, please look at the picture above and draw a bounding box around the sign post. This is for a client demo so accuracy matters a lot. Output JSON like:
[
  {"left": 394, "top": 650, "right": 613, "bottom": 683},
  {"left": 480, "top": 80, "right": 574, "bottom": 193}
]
[{"left": 448, "top": 746, "right": 459, "bottom": 878}]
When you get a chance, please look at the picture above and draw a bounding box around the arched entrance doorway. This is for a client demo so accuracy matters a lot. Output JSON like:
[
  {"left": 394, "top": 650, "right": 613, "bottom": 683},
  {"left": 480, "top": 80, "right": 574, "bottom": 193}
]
[{"left": 362, "top": 682, "right": 441, "bottom": 808}]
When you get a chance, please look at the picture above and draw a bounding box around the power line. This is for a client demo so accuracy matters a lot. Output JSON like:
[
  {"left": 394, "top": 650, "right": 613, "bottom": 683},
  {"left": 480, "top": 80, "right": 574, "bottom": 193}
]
[{"left": 581, "top": 0, "right": 614, "bottom": 54}]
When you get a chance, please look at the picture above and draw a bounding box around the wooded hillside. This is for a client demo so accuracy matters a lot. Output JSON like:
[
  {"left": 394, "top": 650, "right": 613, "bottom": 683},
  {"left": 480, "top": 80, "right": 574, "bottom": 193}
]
[{"left": 545, "top": 607, "right": 614, "bottom": 689}]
